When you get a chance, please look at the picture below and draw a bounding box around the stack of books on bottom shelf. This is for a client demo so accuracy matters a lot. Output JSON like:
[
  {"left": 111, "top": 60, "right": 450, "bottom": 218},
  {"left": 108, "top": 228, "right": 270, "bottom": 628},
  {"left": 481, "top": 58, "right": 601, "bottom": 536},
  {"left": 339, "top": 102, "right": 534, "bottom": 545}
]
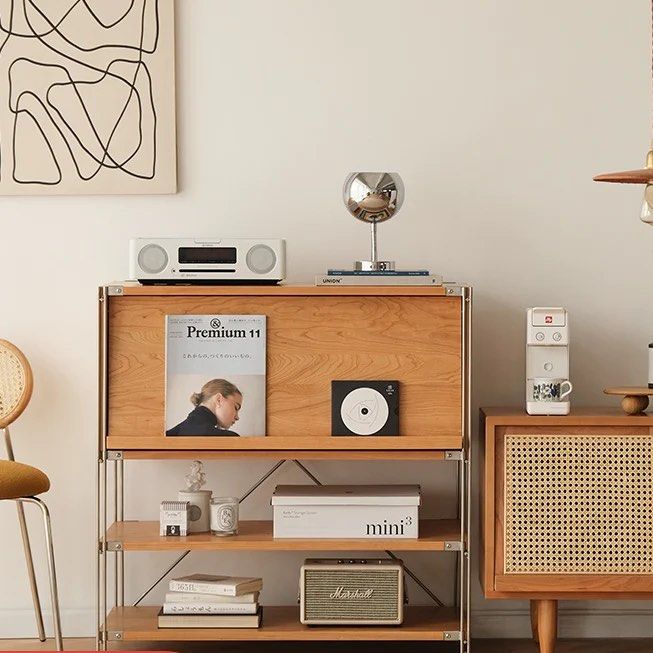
[{"left": 158, "top": 574, "right": 263, "bottom": 629}]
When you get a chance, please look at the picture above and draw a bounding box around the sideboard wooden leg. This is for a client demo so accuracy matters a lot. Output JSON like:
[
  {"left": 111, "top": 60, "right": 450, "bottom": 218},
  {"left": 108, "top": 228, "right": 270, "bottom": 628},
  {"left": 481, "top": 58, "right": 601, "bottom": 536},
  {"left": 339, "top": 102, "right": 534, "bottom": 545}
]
[
  {"left": 536, "top": 599, "right": 558, "bottom": 653},
  {"left": 530, "top": 600, "right": 539, "bottom": 642}
]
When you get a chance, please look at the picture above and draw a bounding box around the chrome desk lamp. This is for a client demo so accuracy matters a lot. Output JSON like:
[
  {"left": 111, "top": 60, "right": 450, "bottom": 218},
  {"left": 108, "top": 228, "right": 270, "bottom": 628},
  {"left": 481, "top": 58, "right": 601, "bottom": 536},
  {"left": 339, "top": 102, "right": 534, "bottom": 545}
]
[{"left": 343, "top": 172, "right": 404, "bottom": 271}]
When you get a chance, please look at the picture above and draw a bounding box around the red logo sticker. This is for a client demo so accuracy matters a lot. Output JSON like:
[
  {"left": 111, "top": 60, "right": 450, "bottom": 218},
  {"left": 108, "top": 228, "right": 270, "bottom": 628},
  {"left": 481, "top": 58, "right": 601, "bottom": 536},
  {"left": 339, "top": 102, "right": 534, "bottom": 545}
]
[{"left": 545, "top": 316, "right": 553, "bottom": 324}]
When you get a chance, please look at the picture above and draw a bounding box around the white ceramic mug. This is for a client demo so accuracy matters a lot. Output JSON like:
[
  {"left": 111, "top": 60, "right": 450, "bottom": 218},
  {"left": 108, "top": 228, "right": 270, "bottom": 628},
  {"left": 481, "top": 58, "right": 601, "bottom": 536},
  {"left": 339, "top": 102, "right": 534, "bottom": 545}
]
[{"left": 530, "top": 377, "right": 572, "bottom": 402}]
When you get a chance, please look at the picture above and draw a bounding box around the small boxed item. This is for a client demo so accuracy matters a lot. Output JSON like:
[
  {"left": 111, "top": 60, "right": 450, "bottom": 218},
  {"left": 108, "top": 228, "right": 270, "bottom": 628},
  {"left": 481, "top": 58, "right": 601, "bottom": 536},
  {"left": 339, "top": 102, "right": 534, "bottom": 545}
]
[
  {"left": 271, "top": 485, "right": 420, "bottom": 539},
  {"left": 160, "top": 500, "right": 190, "bottom": 536}
]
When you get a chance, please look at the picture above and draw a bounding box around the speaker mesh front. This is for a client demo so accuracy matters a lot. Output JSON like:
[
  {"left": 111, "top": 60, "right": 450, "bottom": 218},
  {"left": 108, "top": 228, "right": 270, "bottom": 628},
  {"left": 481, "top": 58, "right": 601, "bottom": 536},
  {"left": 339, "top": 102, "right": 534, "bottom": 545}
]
[
  {"left": 303, "top": 569, "right": 399, "bottom": 620},
  {"left": 504, "top": 435, "right": 653, "bottom": 574}
]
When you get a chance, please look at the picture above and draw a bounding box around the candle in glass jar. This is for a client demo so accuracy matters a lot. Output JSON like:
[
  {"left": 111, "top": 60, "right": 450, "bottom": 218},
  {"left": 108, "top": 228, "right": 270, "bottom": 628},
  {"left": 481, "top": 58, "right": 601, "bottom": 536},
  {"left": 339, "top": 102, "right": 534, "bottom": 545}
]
[{"left": 210, "top": 497, "right": 239, "bottom": 536}]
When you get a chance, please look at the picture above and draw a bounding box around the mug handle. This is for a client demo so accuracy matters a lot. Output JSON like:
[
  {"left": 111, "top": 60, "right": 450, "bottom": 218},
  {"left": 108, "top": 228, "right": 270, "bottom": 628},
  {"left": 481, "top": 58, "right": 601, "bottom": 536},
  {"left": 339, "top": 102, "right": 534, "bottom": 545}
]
[{"left": 560, "top": 380, "right": 573, "bottom": 400}]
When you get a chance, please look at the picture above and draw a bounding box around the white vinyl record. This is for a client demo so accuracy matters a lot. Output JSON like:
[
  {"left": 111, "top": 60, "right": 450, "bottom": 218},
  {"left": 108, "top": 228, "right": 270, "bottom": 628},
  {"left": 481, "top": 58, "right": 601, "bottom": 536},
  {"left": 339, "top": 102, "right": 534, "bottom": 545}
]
[{"left": 340, "top": 387, "right": 389, "bottom": 435}]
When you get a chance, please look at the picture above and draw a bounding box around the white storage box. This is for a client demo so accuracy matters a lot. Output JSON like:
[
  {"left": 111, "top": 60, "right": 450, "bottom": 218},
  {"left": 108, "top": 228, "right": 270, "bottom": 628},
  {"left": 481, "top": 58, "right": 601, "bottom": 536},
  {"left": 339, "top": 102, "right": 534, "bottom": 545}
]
[{"left": 272, "top": 485, "right": 420, "bottom": 539}]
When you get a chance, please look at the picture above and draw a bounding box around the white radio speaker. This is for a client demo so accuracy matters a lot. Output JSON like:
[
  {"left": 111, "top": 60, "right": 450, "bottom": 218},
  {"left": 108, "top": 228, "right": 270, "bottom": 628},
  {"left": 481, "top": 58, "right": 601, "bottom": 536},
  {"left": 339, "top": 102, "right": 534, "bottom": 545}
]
[{"left": 129, "top": 238, "right": 286, "bottom": 284}]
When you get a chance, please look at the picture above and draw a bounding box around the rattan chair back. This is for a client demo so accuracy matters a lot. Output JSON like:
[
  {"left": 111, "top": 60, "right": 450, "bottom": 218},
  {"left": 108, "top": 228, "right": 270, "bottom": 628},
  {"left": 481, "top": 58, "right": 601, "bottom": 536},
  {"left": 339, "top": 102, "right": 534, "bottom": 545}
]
[{"left": 0, "top": 340, "right": 33, "bottom": 429}]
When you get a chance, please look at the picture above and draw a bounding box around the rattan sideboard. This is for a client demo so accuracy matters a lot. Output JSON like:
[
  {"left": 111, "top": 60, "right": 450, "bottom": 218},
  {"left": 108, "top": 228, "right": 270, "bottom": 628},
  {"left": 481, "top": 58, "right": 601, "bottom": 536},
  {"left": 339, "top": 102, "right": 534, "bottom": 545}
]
[{"left": 481, "top": 407, "right": 653, "bottom": 653}]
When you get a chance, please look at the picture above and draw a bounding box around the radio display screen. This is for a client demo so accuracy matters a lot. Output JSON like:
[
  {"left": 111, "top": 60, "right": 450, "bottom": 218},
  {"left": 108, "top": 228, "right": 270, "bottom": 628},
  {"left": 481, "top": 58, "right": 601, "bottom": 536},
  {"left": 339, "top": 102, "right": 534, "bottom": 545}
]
[{"left": 178, "top": 247, "right": 237, "bottom": 264}]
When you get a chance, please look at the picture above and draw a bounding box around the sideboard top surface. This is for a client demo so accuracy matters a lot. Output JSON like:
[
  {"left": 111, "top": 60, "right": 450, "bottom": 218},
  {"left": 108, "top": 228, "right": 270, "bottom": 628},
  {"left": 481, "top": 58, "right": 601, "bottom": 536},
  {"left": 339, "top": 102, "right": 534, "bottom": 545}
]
[{"left": 481, "top": 406, "right": 653, "bottom": 426}]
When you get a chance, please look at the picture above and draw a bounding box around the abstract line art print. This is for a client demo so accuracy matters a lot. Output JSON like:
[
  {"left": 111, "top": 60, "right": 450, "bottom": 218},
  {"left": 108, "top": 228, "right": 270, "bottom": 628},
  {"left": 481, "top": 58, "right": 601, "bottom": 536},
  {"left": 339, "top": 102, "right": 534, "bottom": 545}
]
[{"left": 0, "top": 0, "right": 176, "bottom": 195}]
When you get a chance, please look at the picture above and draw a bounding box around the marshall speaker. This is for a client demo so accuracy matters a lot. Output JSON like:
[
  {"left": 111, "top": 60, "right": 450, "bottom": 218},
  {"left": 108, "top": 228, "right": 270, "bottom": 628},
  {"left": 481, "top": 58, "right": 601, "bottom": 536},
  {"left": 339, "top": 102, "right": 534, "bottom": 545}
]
[{"left": 299, "top": 558, "right": 404, "bottom": 625}]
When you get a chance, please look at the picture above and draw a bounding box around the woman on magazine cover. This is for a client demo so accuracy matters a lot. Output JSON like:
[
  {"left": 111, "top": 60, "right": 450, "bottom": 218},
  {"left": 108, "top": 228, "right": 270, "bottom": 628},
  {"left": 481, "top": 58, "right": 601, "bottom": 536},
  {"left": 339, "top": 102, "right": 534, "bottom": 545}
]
[{"left": 166, "top": 379, "right": 242, "bottom": 436}]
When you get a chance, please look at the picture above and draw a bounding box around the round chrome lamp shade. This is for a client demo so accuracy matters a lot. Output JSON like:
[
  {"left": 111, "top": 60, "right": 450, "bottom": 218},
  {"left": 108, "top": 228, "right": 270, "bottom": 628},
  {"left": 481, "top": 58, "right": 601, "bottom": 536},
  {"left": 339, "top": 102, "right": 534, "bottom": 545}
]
[{"left": 343, "top": 172, "right": 404, "bottom": 271}]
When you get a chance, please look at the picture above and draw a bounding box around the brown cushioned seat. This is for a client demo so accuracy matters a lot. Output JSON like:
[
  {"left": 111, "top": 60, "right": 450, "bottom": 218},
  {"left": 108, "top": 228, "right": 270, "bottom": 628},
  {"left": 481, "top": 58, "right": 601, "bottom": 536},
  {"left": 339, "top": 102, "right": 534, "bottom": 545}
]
[{"left": 0, "top": 460, "right": 50, "bottom": 500}]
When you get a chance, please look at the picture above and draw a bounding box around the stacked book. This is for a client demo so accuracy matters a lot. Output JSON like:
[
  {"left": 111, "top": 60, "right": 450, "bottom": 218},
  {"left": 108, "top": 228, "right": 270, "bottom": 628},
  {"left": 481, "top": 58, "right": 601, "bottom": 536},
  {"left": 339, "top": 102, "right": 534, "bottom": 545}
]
[
  {"left": 158, "top": 574, "right": 263, "bottom": 629},
  {"left": 315, "top": 269, "right": 443, "bottom": 286}
]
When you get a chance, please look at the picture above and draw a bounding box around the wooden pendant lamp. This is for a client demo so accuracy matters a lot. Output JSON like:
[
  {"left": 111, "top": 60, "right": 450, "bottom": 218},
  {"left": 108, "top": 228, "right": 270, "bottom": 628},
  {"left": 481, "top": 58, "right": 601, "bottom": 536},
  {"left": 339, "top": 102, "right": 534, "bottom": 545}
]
[{"left": 594, "top": 1, "right": 653, "bottom": 186}]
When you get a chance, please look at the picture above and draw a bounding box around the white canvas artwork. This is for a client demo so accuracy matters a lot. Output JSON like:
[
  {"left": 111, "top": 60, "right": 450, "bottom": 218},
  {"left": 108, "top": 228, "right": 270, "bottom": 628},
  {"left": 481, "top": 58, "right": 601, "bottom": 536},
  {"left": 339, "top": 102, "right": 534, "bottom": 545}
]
[{"left": 0, "top": 0, "right": 176, "bottom": 195}]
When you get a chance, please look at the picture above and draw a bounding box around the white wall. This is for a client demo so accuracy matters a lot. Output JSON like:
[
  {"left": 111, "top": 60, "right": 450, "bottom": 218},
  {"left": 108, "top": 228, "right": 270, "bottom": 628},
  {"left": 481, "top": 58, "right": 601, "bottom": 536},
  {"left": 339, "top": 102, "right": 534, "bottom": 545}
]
[{"left": 1, "top": 0, "right": 652, "bottom": 641}]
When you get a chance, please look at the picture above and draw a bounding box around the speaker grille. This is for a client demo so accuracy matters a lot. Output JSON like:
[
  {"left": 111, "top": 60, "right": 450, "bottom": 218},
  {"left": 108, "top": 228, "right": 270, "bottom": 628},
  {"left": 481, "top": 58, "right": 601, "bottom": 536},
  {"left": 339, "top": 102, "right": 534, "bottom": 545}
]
[
  {"left": 504, "top": 435, "right": 653, "bottom": 575},
  {"left": 303, "top": 569, "right": 399, "bottom": 621},
  {"left": 246, "top": 244, "right": 276, "bottom": 274},
  {"left": 138, "top": 244, "right": 168, "bottom": 274}
]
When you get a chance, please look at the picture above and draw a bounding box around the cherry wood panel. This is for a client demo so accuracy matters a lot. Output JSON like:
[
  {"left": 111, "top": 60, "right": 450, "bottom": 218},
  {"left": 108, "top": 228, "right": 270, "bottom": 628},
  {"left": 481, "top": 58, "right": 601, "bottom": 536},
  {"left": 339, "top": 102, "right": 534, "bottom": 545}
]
[
  {"left": 105, "top": 519, "right": 461, "bottom": 552},
  {"left": 107, "top": 294, "right": 462, "bottom": 448},
  {"left": 105, "top": 606, "right": 459, "bottom": 641}
]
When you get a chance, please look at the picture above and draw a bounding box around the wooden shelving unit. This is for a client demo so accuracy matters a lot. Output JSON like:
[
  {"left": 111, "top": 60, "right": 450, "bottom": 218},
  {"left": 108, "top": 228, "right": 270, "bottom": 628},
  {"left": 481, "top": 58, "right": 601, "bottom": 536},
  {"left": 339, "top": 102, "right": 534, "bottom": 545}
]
[{"left": 97, "top": 283, "right": 471, "bottom": 651}]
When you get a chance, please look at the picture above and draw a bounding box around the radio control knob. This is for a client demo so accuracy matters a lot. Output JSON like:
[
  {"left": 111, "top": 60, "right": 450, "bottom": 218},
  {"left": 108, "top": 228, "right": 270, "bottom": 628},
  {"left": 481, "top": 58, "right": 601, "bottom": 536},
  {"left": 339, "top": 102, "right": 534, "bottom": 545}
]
[
  {"left": 138, "top": 244, "right": 168, "bottom": 274},
  {"left": 246, "top": 244, "right": 276, "bottom": 274},
  {"left": 553, "top": 332, "right": 562, "bottom": 342},
  {"left": 535, "top": 332, "right": 545, "bottom": 342}
]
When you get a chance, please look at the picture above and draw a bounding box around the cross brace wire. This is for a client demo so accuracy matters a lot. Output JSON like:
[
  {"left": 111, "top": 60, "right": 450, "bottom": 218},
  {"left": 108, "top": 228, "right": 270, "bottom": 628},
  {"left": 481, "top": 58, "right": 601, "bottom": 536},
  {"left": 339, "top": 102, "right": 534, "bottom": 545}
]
[
  {"left": 292, "top": 460, "right": 444, "bottom": 608},
  {"left": 132, "top": 459, "right": 444, "bottom": 607}
]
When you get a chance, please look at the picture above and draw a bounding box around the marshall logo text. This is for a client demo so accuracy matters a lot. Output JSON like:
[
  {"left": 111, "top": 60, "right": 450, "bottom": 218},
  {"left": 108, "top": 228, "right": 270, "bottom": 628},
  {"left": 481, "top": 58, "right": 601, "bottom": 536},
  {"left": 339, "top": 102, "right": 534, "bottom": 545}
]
[{"left": 329, "top": 586, "right": 374, "bottom": 600}]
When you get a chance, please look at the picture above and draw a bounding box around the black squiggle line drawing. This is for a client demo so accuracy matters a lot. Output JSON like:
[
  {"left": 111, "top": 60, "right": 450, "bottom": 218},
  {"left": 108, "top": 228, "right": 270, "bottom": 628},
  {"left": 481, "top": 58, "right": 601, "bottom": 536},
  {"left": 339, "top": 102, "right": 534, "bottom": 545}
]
[{"left": 0, "top": 0, "right": 161, "bottom": 187}]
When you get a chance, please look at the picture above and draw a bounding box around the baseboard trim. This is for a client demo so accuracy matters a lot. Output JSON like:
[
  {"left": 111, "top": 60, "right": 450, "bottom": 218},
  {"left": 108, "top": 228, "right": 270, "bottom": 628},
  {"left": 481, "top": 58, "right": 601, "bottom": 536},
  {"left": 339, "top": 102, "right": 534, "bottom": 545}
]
[{"left": 473, "top": 607, "right": 653, "bottom": 638}]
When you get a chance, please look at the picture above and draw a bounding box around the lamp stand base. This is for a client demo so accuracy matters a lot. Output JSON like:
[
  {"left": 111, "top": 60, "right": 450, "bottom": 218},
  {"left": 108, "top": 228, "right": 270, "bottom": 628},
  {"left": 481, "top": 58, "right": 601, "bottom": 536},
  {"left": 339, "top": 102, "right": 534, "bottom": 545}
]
[{"left": 355, "top": 260, "right": 396, "bottom": 272}]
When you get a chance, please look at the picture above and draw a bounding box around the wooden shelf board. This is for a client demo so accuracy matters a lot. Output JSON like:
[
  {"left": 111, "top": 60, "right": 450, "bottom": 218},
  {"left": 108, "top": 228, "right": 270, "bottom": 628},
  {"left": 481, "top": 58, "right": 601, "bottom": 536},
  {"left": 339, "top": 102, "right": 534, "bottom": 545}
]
[
  {"left": 105, "top": 435, "right": 464, "bottom": 453},
  {"left": 118, "top": 450, "right": 450, "bottom": 461},
  {"left": 113, "top": 283, "right": 452, "bottom": 297},
  {"left": 105, "top": 519, "right": 461, "bottom": 552},
  {"left": 105, "top": 606, "right": 459, "bottom": 641}
]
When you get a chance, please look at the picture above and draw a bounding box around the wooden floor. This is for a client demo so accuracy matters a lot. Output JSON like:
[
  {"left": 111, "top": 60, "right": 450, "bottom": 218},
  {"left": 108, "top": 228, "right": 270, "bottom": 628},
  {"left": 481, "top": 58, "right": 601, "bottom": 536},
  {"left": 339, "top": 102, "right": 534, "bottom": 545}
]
[{"left": 1, "top": 639, "right": 652, "bottom": 652}]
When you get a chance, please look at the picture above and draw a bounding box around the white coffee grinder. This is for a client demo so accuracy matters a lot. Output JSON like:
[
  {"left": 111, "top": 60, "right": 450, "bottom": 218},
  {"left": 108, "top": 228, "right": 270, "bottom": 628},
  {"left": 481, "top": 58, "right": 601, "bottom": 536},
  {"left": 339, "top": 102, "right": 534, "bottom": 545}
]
[{"left": 526, "top": 307, "right": 570, "bottom": 415}]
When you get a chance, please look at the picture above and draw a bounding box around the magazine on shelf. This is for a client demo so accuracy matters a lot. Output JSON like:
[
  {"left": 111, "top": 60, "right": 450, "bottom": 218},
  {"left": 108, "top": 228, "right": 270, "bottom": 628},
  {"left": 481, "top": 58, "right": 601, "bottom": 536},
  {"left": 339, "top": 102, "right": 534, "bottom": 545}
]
[{"left": 165, "top": 315, "right": 266, "bottom": 437}]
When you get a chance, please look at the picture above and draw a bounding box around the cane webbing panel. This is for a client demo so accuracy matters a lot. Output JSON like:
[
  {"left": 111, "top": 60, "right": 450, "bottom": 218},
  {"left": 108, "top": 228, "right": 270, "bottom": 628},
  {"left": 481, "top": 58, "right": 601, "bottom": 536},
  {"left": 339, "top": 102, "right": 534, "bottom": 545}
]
[
  {"left": 0, "top": 344, "right": 28, "bottom": 422},
  {"left": 504, "top": 435, "right": 653, "bottom": 575}
]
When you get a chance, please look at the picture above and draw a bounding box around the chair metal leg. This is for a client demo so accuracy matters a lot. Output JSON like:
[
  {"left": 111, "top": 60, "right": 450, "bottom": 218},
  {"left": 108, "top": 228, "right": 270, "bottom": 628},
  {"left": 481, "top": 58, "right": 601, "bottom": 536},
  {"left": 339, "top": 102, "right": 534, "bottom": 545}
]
[
  {"left": 4, "top": 427, "right": 46, "bottom": 642},
  {"left": 18, "top": 497, "right": 63, "bottom": 651},
  {"left": 15, "top": 500, "right": 47, "bottom": 641}
]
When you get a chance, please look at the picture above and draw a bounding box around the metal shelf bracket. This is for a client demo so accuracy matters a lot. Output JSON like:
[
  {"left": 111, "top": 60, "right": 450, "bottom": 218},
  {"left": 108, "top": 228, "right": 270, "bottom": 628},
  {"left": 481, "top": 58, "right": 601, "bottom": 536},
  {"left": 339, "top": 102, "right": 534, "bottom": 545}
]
[{"left": 443, "top": 630, "right": 462, "bottom": 641}]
